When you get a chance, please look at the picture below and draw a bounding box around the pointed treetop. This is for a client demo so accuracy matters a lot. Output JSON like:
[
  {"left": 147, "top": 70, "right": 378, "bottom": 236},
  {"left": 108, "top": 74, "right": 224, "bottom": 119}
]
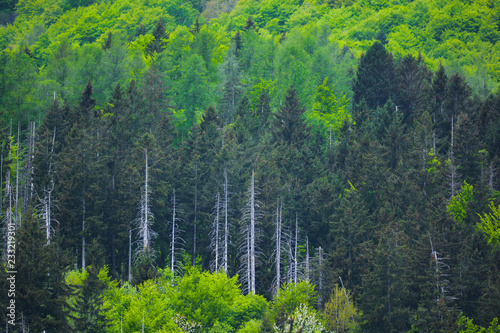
[
  {"left": 245, "top": 17, "right": 255, "bottom": 30},
  {"left": 234, "top": 31, "right": 242, "bottom": 55},
  {"left": 152, "top": 19, "right": 166, "bottom": 41},
  {"left": 273, "top": 86, "right": 308, "bottom": 144},
  {"left": 102, "top": 32, "right": 112, "bottom": 50},
  {"left": 79, "top": 80, "right": 96, "bottom": 111},
  {"left": 201, "top": 105, "right": 221, "bottom": 132},
  {"left": 353, "top": 40, "right": 395, "bottom": 110},
  {"left": 137, "top": 23, "right": 146, "bottom": 37},
  {"left": 432, "top": 63, "right": 448, "bottom": 98}
]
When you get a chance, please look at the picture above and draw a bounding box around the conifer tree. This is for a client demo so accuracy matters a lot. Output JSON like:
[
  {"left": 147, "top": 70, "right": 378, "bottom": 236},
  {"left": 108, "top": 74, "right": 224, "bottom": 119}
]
[
  {"left": 352, "top": 41, "right": 395, "bottom": 111},
  {"left": 56, "top": 81, "right": 103, "bottom": 270},
  {"left": 219, "top": 44, "right": 243, "bottom": 124},
  {"left": 146, "top": 20, "right": 167, "bottom": 56},
  {"left": 394, "top": 54, "right": 431, "bottom": 126},
  {"left": 1, "top": 210, "right": 71, "bottom": 332},
  {"left": 273, "top": 86, "right": 308, "bottom": 145},
  {"left": 73, "top": 265, "right": 108, "bottom": 333}
]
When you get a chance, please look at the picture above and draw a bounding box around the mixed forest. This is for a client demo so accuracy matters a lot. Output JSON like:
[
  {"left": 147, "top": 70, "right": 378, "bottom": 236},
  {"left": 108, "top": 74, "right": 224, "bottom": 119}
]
[{"left": 1, "top": 0, "right": 500, "bottom": 331}]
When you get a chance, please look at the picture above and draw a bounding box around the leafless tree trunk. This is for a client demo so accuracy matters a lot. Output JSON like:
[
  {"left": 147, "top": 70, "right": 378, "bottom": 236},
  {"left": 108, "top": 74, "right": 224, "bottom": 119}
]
[
  {"left": 15, "top": 122, "right": 20, "bottom": 228},
  {"left": 135, "top": 149, "right": 156, "bottom": 258},
  {"left": 250, "top": 171, "right": 256, "bottom": 293},
  {"left": 129, "top": 226, "right": 132, "bottom": 283},
  {"left": 23, "top": 122, "right": 35, "bottom": 214},
  {"left": 305, "top": 236, "right": 310, "bottom": 282},
  {"left": 240, "top": 170, "right": 260, "bottom": 293},
  {"left": 193, "top": 164, "right": 198, "bottom": 266},
  {"left": 143, "top": 150, "right": 150, "bottom": 250},
  {"left": 223, "top": 169, "right": 229, "bottom": 273},
  {"left": 294, "top": 213, "right": 298, "bottom": 284},
  {"left": 317, "top": 247, "right": 324, "bottom": 307},
  {"left": 488, "top": 160, "right": 496, "bottom": 190},
  {"left": 211, "top": 193, "right": 221, "bottom": 272},
  {"left": 82, "top": 174, "right": 86, "bottom": 270},
  {"left": 275, "top": 198, "right": 282, "bottom": 292},
  {"left": 171, "top": 189, "right": 177, "bottom": 273},
  {"left": 169, "top": 189, "right": 183, "bottom": 274}
]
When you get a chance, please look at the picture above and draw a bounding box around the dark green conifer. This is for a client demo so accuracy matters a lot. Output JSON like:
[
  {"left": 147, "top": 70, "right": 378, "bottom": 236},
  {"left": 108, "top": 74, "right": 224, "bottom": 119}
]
[
  {"left": 0, "top": 210, "right": 72, "bottom": 332},
  {"left": 272, "top": 86, "right": 308, "bottom": 145},
  {"left": 352, "top": 41, "right": 395, "bottom": 111}
]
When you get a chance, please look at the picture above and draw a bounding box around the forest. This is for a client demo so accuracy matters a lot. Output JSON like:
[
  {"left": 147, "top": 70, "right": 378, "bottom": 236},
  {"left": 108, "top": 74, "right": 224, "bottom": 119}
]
[{"left": 0, "top": 0, "right": 500, "bottom": 331}]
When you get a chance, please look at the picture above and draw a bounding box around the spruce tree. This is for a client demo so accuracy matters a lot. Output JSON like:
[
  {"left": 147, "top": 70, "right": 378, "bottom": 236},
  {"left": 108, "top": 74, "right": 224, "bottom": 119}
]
[
  {"left": 72, "top": 265, "right": 108, "bottom": 333},
  {"left": 0, "top": 210, "right": 71, "bottom": 332},
  {"left": 352, "top": 41, "right": 395, "bottom": 111},
  {"left": 272, "top": 86, "right": 308, "bottom": 145},
  {"left": 394, "top": 54, "right": 431, "bottom": 126}
]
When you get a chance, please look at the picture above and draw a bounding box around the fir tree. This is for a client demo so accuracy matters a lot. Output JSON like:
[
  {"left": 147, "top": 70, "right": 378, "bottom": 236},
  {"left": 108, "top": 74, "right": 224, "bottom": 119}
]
[
  {"left": 352, "top": 41, "right": 395, "bottom": 111},
  {"left": 0, "top": 210, "right": 71, "bottom": 332},
  {"left": 72, "top": 265, "right": 108, "bottom": 333}
]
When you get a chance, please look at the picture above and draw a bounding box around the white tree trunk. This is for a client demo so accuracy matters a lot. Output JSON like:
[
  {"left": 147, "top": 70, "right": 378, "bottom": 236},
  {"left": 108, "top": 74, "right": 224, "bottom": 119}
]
[
  {"left": 15, "top": 122, "right": 20, "bottom": 228},
  {"left": 318, "top": 247, "right": 324, "bottom": 307},
  {"left": 82, "top": 193, "right": 86, "bottom": 270},
  {"left": 223, "top": 169, "right": 229, "bottom": 274},
  {"left": 250, "top": 170, "right": 256, "bottom": 293},
  {"left": 294, "top": 213, "right": 298, "bottom": 284},
  {"left": 129, "top": 226, "right": 132, "bottom": 283},
  {"left": 42, "top": 187, "right": 53, "bottom": 244},
  {"left": 193, "top": 164, "right": 198, "bottom": 266},
  {"left": 305, "top": 236, "right": 309, "bottom": 282},
  {"left": 143, "top": 149, "right": 149, "bottom": 250},
  {"left": 276, "top": 198, "right": 281, "bottom": 292},
  {"left": 488, "top": 160, "right": 496, "bottom": 190},
  {"left": 171, "top": 189, "right": 176, "bottom": 273},
  {"left": 135, "top": 148, "right": 156, "bottom": 263},
  {"left": 240, "top": 170, "right": 259, "bottom": 294},
  {"left": 214, "top": 193, "right": 220, "bottom": 272}
]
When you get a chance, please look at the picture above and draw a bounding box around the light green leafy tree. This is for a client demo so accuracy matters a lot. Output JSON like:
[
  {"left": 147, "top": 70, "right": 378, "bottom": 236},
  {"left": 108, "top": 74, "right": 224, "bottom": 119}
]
[
  {"left": 447, "top": 181, "right": 474, "bottom": 224},
  {"left": 273, "top": 281, "right": 317, "bottom": 316},
  {"left": 171, "top": 267, "right": 268, "bottom": 332},
  {"left": 237, "top": 319, "right": 262, "bottom": 333},
  {"left": 458, "top": 315, "right": 500, "bottom": 333},
  {"left": 323, "top": 284, "right": 359, "bottom": 333},
  {"left": 99, "top": 268, "right": 181, "bottom": 332},
  {"left": 477, "top": 201, "right": 500, "bottom": 248},
  {"left": 274, "top": 304, "right": 324, "bottom": 333},
  {"left": 308, "top": 77, "right": 350, "bottom": 142}
]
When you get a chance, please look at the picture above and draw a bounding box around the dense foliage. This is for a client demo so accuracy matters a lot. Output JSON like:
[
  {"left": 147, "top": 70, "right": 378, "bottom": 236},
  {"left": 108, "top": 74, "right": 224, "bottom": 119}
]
[{"left": 0, "top": 0, "right": 499, "bottom": 332}]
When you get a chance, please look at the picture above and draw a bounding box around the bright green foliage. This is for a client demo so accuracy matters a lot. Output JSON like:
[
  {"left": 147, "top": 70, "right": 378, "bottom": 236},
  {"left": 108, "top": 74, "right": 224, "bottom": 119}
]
[
  {"left": 426, "top": 149, "right": 441, "bottom": 173},
  {"left": 448, "top": 181, "right": 474, "bottom": 224},
  {"left": 2, "top": 0, "right": 500, "bottom": 331},
  {"left": 171, "top": 267, "right": 268, "bottom": 332},
  {"left": 70, "top": 266, "right": 108, "bottom": 333},
  {"left": 323, "top": 284, "right": 359, "bottom": 333},
  {"left": 458, "top": 315, "right": 500, "bottom": 333},
  {"left": 100, "top": 268, "right": 180, "bottom": 333},
  {"left": 271, "top": 281, "right": 317, "bottom": 318},
  {"left": 219, "top": 0, "right": 499, "bottom": 93},
  {"left": 309, "top": 77, "right": 350, "bottom": 140},
  {"left": 66, "top": 268, "right": 88, "bottom": 286},
  {"left": 477, "top": 202, "right": 500, "bottom": 248},
  {"left": 237, "top": 319, "right": 262, "bottom": 333},
  {"left": 274, "top": 304, "right": 324, "bottom": 333}
]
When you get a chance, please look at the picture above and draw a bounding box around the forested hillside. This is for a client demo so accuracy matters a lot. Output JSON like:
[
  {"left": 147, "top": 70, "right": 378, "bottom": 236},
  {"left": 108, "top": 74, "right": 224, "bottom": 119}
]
[{"left": 0, "top": 0, "right": 499, "bottom": 331}]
